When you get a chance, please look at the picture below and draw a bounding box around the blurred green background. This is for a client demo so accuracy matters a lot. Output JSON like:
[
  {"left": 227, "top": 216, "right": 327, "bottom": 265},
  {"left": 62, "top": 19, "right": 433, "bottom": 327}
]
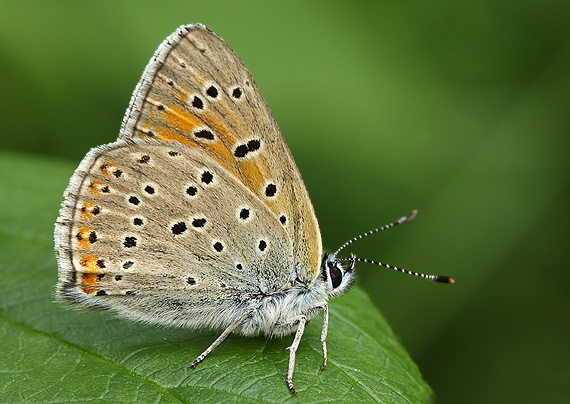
[{"left": 1, "top": 1, "right": 568, "bottom": 403}]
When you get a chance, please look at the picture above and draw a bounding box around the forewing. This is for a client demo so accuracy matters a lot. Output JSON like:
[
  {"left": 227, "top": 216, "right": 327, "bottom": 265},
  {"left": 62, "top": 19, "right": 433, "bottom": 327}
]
[{"left": 120, "top": 24, "right": 321, "bottom": 281}]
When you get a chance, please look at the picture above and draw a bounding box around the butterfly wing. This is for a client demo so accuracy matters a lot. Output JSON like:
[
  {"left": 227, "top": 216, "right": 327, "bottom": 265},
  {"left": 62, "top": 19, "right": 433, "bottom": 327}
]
[
  {"left": 55, "top": 141, "right": 295, "bottom": 329},
  {"left": 120, "top": 24, "right": 321, "bottom": 283}
]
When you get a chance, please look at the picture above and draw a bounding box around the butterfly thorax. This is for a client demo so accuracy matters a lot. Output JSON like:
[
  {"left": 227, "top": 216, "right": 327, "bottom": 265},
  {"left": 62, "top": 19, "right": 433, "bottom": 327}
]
[
  {"left": 239, "top": 253, "right": 355, "bottom": 337},
  {"left": 239, "top": 284, "right": 325, "bottom": 337}
]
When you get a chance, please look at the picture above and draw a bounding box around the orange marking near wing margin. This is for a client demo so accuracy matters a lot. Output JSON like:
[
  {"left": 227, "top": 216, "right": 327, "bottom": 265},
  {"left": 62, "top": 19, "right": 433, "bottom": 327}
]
[
  {"left": 161, "top": 104, "right": 203, "bottom": 137},
  {"left": 76, "top": 226, "right": 94, "bottom": 249},
  {"left": 81, "top": 202, "right": 97, "bottom": 221},
  {"left": 88, "top": 181, "right": 104, "bottom": 196},
  {"left": 100, "top": 162, "right": 118, "bottom": 177},
  {"left": 80, "top": 272, "right": 100, "bottom": 295},
  {"left": 78, "top": 253, "right": 101, "bottom": 273}
]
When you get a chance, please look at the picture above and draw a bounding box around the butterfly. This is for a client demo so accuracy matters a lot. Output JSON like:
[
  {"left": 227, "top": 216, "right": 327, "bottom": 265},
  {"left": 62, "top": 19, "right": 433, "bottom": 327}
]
[{"left": 55, "top": 24, "right": 452, "bottom": 394}]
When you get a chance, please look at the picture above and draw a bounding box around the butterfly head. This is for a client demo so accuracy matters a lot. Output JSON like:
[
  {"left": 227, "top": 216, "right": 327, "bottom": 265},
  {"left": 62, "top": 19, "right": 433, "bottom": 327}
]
[{"left": 320, "top": 252, "right": 356, "bottom": 297}]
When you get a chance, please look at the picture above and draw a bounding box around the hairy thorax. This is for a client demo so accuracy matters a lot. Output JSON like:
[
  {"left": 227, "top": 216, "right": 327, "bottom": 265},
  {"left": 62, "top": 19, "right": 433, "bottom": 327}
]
[{"left": 239, "top": 285, "right": 327, "bottom": 338}]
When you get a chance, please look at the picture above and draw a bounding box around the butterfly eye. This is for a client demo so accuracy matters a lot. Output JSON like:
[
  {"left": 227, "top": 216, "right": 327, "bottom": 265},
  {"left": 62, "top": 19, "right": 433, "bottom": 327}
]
[{"left": 329, "top": 265, "right": 342, "bottom": 289}]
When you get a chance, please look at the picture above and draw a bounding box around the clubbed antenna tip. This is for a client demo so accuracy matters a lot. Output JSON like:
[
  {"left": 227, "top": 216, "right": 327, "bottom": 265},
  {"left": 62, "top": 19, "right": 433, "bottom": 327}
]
[
  {"left": 434, "top": 276, "right": 455, "bottom": 284},
  {"left": 401, "top": 209, "right": 417, "bottom": 224}
]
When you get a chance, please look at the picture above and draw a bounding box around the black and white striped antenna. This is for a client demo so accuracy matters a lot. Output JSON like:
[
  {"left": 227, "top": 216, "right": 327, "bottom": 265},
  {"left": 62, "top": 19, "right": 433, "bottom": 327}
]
[{"left": 336, "top": 210, "right": 454, "bottom": 284}]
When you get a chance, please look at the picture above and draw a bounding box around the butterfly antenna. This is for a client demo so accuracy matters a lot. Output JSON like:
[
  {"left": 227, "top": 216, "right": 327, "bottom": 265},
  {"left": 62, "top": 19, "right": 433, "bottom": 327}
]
[
  {"left": 333, "top": 210, "right": 418, "bottom": 256},
  {"left": 341, "top": 256, "right": 454, "bottom": 284}
]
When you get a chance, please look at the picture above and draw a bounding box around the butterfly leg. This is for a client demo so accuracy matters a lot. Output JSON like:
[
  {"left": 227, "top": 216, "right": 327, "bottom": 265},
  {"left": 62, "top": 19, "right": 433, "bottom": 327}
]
[
  {"left": 190, "top": 307, "right": 256, "bottom": 368},
  {"left": 286, "top": 314, "right": 307, "bottom": 395},
  {"left": 285, "top": 302, "right": 328, "bottom": 394},
  {"left": 320, "top": 303, "right": 329, "bottom": 372}
]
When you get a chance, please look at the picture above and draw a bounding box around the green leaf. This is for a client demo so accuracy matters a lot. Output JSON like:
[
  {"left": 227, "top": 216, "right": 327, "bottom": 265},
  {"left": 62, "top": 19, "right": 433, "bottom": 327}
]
[{"left": 0, "top": 151, "right": 432, "bottom": 403}]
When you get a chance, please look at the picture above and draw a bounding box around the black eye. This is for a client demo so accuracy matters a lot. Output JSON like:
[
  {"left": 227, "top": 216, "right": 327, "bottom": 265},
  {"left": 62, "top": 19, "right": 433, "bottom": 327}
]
[{"left": 330, "top": 265, "right": 342, "bottom": 289}]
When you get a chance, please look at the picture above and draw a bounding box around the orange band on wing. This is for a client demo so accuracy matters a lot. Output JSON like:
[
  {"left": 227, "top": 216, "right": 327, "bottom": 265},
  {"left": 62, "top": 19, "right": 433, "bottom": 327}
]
[
  {"left": 99, "top": 162, "right": 118, "bottom": 177},
  {"left": 238, "top": 159, "right": 266, "bottom": 196},
  {"left": 160, "top": 104, "right": 204, "bottom": 136},
  {"left": 80, "top": 202, "right": 98, "bottom": 221},
  {"left": 78, "top": 253, "right": 101, "bottom": 273},
  {"left": 76, "top": 226, "right": 95, "bottom": 249},
  {"left": 88, "top": 181, "right": 105, "bottom": 196}
]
